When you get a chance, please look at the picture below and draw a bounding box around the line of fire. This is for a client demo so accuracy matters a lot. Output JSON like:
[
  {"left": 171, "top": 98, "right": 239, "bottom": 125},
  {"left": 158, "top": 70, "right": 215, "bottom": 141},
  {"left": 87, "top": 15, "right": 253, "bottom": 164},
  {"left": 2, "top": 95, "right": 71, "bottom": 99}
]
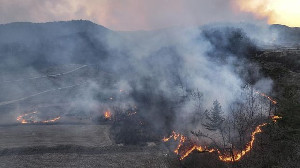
[
  {"left": 15, "top": 85, "right": 281, "bottom": 164},
  {"left": 162, "top": 89, "right": 281, "bottom": 163}
]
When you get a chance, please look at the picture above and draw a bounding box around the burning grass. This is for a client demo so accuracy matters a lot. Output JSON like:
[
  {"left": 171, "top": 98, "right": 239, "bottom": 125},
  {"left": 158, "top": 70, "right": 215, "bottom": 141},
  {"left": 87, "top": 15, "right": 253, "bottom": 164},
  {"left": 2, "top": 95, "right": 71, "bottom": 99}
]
[
  {"left": 16, "top": 111, "right": 61, "bottom": 124},
  {"left": 104, "top": 110, "right": 112, "bottom": 120},
  {"left": 256, "top": 91, "right": 277, "bottom": 104},
  {"left": 163, "top": 121, "right": 277, "bottom": 162},
  {"left": 163, "top": 92, "right": 281, "bottom": 162},
  {"left": 164, "top": 121, "right": 282, "bottom": 162}
]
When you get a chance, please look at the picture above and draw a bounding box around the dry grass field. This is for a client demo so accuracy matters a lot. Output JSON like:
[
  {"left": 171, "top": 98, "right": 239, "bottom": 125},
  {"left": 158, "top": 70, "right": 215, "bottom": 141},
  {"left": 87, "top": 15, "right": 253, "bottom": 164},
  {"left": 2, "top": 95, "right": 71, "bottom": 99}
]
[{"left": 0, "top": 124, "right": 173, "bottom": 168}]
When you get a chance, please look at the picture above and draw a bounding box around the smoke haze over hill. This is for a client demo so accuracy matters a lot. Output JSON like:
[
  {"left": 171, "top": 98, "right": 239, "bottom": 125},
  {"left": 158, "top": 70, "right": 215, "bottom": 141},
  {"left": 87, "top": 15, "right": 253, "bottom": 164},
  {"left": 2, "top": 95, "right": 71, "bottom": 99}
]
[
  {"left": 0, "top": 0, "right": 272, "bottom": 31},
  {"left": 0, "top": 21, "right": 281, "bottom": 134}
]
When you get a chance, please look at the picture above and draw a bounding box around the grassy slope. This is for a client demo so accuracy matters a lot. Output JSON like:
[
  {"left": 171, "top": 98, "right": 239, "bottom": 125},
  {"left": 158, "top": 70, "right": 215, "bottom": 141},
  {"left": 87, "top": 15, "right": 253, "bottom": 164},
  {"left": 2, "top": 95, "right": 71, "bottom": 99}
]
[
  {"left": 243, "top": 49, "right": 300, "bottom": 168},
  {"left": 181, "top": 49, "right": 300, "bottom": 168}
]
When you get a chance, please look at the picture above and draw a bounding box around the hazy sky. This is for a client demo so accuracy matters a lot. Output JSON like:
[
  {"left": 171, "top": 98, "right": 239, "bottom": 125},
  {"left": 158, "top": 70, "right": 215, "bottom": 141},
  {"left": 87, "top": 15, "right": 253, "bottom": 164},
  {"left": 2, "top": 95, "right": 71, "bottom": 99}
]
[{"left": 0, "top": 0, "right": 299, "bottom": 30}]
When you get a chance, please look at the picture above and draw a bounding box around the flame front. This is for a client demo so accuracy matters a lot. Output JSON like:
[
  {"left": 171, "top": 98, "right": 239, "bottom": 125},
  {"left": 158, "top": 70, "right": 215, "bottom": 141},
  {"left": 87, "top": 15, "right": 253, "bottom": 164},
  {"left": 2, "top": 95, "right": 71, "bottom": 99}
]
[
  {"left": 16, "top": 111, "right": 37, "bottom": 124},
  {"left": 163, "top": 131, "right": 216, "bottom": 160},
  {"left": 16, "top": 111, "right": 61, "bottom": 124},
  {"left": 163, "top": 123, "right": 268, "bottom": 162},
  {"left": 218, "top": 123, "right": 267, "bottom": 162},
  {"left": 163, "top": 92, "right": 280, "bottom": 162},
  {"left": 41, "top": 116, "right": 61, "bottom": 123},
  {"left": 180, "top": 145, "right": 216, "bottom": 160},
  {"left": 255, "top": 91, "right": 277, "bottom": 104}
]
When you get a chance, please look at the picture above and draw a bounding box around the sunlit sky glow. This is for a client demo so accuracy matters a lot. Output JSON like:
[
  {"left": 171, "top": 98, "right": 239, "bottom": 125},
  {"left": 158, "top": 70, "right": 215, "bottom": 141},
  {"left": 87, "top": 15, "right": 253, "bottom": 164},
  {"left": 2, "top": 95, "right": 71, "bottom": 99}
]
[
  {"left": 236, "top": 0, "right": 300, "bottom": 27},
  {"left": 0, "top": 0, "right": 299, "bottom": 30}
]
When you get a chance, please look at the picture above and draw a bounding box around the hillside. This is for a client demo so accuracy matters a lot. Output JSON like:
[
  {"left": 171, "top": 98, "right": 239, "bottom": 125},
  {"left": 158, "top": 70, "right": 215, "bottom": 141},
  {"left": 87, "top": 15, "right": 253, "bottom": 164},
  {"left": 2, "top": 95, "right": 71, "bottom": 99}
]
[
  {"left": 0, "top": 20, "right": 117, "bottom": 69},
  {"left": 0, "top": 21, "right": 299, "bottom": 167}
]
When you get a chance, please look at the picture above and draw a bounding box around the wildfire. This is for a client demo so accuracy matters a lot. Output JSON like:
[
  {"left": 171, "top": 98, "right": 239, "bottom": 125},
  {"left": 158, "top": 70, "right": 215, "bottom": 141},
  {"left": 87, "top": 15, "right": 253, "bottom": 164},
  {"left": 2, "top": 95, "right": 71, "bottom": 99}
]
[
  {"left": 104, "top": 110, "right": 112, "bottom": 119},
  {"left": 271, "top": 115, "right": 282, "bottom": 123},
  {"left": 163, "top": 91, "right": 280, "bottom": 162},
  {"left": 180, "top": 145, "right": 216, "bottom": 160},
  {"left": 16, "top": 111, "right": 37, "bottom": 124},
  {"left": 255, "top": 91, "right": 281, "bottom": 123},
  {"left": 16, "top": 111, "right": 61, "bottom": 124},
  {"left": 163, "top": 131, "right": 182, "bottom": 142},
  {"left": 163, "top": 123, "right": 268, "bottom": 162},
  {"left": 218, "top": 123, "right": 267, "bottom": 162},
  {"left": 163, "top": 131, "right": 187, "bottom": 155},
  {"left": 163, "top": 131, "right": 216, "bottom": 160},
  {"left": 41, "top": 116, "right": 61, "bottom": 123},
  {"left": 255, "top": 91, "right": 277, "bottom": 104}
]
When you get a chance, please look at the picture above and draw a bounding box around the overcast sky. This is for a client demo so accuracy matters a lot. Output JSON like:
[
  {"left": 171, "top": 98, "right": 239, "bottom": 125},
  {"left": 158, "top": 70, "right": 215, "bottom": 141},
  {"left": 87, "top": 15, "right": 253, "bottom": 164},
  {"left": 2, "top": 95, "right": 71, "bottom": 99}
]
[{"left": 0, "top": 0, "right": 298, "bottom": 31}]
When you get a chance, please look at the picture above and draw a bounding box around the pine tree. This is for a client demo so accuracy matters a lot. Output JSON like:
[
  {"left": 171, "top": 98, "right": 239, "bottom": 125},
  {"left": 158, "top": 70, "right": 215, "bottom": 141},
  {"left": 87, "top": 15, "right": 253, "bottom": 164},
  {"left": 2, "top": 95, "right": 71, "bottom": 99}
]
[{"left": 203, "top": 100, "right": 224, "bottom": 131}]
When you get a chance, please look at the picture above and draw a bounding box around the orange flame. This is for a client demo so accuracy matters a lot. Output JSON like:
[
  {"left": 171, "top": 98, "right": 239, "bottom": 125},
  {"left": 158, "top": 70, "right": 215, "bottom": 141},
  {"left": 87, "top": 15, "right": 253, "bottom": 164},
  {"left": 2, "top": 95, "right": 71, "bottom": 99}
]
[
  {"left": 41, "top": 116, "right": 61, "bottom": 123},
  {"left": 163, "top": 91, "right": 278, "bottom": 161},
  {"left": 180, "top": 145, "right": 216, "bottom": 160},
  {"left": 104, "top": 111, "right": 112, "bottom": 119},
  {"left": 163, "top": 123, "right": 268, "bottom": 162},
  {"left": 16, "top": 111, "right": 37, "bottom": 124},
  {"left": 218, "top": 123, "right": 267, "bottom": 162},
  {"left": 163, "top": 131, "right": 216, "bottom": 160},
  {"left": 16, "top": 111, "right": 61, "bottom": 124},
  {"left": 163, "top": 131, "right": 182, "bottom": 142},
  {"left": 271, "top": 115, "right": 282, "bottom": 123},
  {"left": 256, "top": 91, "right": 277, "bottom": 104}
]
